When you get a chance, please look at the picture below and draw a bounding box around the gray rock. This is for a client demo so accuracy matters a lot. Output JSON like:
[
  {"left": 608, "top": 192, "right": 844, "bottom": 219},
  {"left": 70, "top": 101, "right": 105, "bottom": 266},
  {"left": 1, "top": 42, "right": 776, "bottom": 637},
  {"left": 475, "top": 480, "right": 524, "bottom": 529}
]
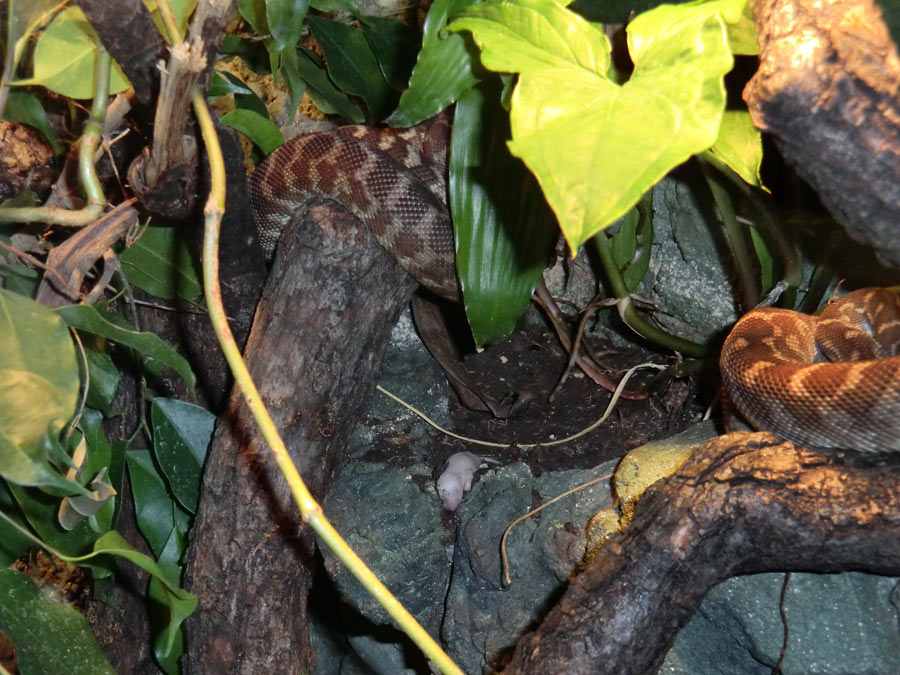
[{"left": 664, "top": 573, "right": 900, "bottom": 675}]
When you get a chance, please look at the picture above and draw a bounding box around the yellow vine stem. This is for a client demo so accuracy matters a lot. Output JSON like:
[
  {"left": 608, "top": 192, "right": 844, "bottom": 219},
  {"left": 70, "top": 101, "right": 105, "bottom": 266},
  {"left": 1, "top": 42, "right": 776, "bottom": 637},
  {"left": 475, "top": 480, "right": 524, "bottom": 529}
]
[
  {"left": 0, "top": 46, "right": 109, "bottom": 226},
  {"left": 191, "top": 89, "right": 462, "bottom": 675}
]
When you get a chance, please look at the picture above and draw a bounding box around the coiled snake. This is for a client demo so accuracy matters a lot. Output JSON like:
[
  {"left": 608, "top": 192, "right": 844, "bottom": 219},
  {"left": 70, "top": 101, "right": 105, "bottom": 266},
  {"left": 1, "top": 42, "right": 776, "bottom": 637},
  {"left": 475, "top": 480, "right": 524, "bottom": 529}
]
[
  {"left": 721, "top": 287, "right": 900, "bottom": 453},
  {"left": 248, "top": 119, "right": 900, "bottom": 454}
]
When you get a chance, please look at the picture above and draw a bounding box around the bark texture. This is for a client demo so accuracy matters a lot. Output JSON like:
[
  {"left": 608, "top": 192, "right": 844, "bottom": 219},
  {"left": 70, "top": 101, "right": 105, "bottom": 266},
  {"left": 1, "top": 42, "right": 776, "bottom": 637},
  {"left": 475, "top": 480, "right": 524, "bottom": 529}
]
[
  {"left": 744, "top": 0, "right": 900, "bottom": 266},
  {"left": 505, "top": 432, "right": 900, "bottom": 674},
  {"left": 182, "top": 201, "right": 418, "bottom": 674}
]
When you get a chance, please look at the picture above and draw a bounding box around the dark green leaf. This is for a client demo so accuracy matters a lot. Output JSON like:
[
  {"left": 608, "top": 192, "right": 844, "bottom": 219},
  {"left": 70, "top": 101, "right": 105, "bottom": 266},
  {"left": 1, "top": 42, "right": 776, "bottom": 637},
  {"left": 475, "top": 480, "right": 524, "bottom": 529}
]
[
  {"left": 219, "top": 35, "right": 272, "bottom": 74},
  {"left": 0, "top": 569, "right": 115, "bottom": 675},
  {"left": 307, "top": 15, "right": 393, "bottom": 119},
  {"left": 220, "top": 108, "right": 285, "bottom": 155},
  {"left": 0, "top": 483, "right": 34, "bottom": 565},
  {"left": 450, "top": 82, "right": 558, "bottom": 346},
  {"left": 389, "top": 0, "right": 480, "bottom": 126},
  {"left": 279, "top": 47, "right": 308, "bottom": 118},
  {"left": 56, "top": 304, "right": 195, "bottom": 388},
  {"left": 310, "top": 0, "right": 356, "bottom": 10},
  {"left": 2, "top": 90, "right": 63, "bottom": 154},
  {"left": 294, "top": 47, "right": 365, "bottom": 123},
  {"left": 82, "top": 343, "right": 120, "bottom": 415},
  {"left": 151, "top": 399, "right": 214, "bottom": 515},
  {"left": 119, "top": 224, "right": 203, "bottom": 301},
  {"left": 359, "top": 16, "right": 420, "bottom": 91},
  {"left": 237, "top": 0, "right": 268, "bottom": 34},
  {"left": 127, "top": 450, "right": 191, "bottom": 559},
  {"left": 267, "top": 0, "right": 309, "bottom": 52},
  {"left": 620, "top": 195, "right": 653, "bottom": 293}
]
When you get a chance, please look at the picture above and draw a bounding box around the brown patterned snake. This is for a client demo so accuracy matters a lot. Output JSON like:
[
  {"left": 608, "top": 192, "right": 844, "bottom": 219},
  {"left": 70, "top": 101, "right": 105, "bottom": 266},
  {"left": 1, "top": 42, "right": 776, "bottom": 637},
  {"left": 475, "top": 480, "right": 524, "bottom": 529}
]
[
  {"left": 720, "top": 287, "right": 900, "bottom": 453},
  {"left": 249, "top": 115, "right": 459, "bottom": 301}
]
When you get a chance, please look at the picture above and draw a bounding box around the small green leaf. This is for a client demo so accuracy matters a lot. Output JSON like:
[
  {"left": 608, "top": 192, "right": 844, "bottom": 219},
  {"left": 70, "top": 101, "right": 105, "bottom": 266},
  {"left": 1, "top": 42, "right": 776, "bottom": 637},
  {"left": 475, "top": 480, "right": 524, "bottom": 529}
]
[
  {"left": 88, "top": 531, "right": 197, "bottom": 637},
  {"left": 119, "top": 224, "right": 203, "bottom": 301},
  {"left": 0, "top": 483, "right": 34, "bottom": 565},
  {"left": 56, "top": 304, "right": 195, "bottom": 388},
  {"left": 2, "top": 90, "right": 63, "bottom": 154},
  {"left": 279, "top": 47, "right": 308, "bottom": 118},
  {"left": 389, "top": 0, "right": 480, "bottom": 126},
  {"left": 0, "top": 289, "right": 83, "bottom": 493},
  {"left": 14, "top": 6, "right": 131, "bottom": 99},
  {"left": 82, "top": 343, "right": 120, "bottom": 415},
  {"left": 267, "top": 0, "right": 309, "bottom": 53},
  {"left": 307, "top": 16, "right": 393, "bottom": 119},
  {"left": 0, "top": 569, "right": 115, "bottom": 675},
  {"left": 219, "top": 35, "right": 272, "bottom": 74},
  {"left": 219, "top": 108, "right": 285, "bottom": 155},
  {"left": 238, "top": 0, "right": 268, "bottom": 34},
  {"left": 151, "top": 399, "right": 214, "bottom": 515},
  {"left": 209, "top": 70, "right": 255, "bottom": 97},
  {"left": 705, "top": 109, "right": 764, "bottom": 189},
  {"left": 294, "top": 47, "right": 365, "bottom": 123}
]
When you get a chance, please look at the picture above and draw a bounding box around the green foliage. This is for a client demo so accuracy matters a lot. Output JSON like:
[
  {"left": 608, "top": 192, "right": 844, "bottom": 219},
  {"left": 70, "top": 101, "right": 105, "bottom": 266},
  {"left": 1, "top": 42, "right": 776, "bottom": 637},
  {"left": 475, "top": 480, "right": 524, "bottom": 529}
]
[
  {"left": 13, "top": 6, "right": 131, "bottom": 98},
  {"left": 1, "top": 90, "right": 63, "bottom": 154},
  {"left": 119, "top": 224, "right": 204, "bottom": 302},
  {"left": 450, "top": 0, "right": 750, "bottom": 254},
  {"left": 57, "top": 304, "right": 195, "bottom": 387},
  {"left": 0, "top": 569, "right": 116, "bottom": 675},
  {"left": 451, "top": 82, "right": 557, "bottom": 346},
  {"left": 0, "top": 289, "right": 84, "bottom": 495}
]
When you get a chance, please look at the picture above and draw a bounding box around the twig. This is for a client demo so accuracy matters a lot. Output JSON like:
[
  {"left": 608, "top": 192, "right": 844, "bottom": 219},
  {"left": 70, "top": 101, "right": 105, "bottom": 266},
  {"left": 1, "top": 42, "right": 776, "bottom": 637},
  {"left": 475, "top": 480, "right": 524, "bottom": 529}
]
[
  {"left": 377, "top": 362, "right": 665, "bottom": 449},
  {"left": 501, "top": 471, "right": 613, "bottom": 585}
]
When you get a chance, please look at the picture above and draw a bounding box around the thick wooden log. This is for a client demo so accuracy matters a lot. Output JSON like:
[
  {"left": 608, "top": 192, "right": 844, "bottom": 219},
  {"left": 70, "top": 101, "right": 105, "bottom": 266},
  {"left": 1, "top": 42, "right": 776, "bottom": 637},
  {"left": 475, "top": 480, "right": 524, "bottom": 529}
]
[
  {"left": 505, "top": 432, "right": 900, "bottom": 674},
  {"left": 183, "top": 201, "right": 417, "bottom": 674},
  {"left": 744, "top": 0, "right": 900, "bottom": 266}
]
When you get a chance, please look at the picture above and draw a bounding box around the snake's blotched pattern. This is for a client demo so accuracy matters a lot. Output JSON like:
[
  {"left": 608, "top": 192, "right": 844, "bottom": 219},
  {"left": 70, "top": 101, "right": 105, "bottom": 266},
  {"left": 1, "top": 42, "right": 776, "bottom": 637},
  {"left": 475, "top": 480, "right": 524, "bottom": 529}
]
[
  {"left": 248, "top": 116, "right": 459, "bottom": 301},
  {"left": 720, "top": 287, "right": 900, "bottom": 452}
]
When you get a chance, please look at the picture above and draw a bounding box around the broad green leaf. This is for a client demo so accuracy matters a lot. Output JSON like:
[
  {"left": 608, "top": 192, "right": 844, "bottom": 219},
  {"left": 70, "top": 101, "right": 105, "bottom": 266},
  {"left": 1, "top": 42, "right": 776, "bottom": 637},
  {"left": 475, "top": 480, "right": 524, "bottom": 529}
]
[
  {"left": 726, "top": 1, "right": 758, "bottom": 55},
  {"left": 127, "top": 450, "right": 191, "bottom": 559},
  {"left": 14, "top": 6, "right": 131, "bottom": 99},
  {"left": 705, "top": 109, "right": 763, "bottom": 188},
  {"left": 119, "top": 224, "right": 203, "bottom": 301},
  {"left": 388, "top": 0, "right": 480, "bottom": 126},
  {"left": 0, "top": 289, "right": 84, "bottom": 494},
  {"left": 0, "top": 569, "right": 115, "bottom": 675},
  {"left": 2, "top": 90, "right": 63, "bottom": 154},
  {"left": 220, "top": 109, "right": 285, "bottom": 155},
  {"left": 56, "top": 304, "right": 195, "bottom": 387},
  {"left": 451, "top": 83, "right": 557, "bottom": 346},
  {"left": 151, "top": 399, "right": 214, "bottom": 515},
  {"left": 293, "top": 47, "right": 365, "bottom": 123},
  {"left": 450, "top": 0, "right": 746, "bottom": 253},
  {"left": 267, "top": 0, "right": 309, "bottom": 53},
  {"left": 307, "top": 16, "right": 393, "bottom": 119}
]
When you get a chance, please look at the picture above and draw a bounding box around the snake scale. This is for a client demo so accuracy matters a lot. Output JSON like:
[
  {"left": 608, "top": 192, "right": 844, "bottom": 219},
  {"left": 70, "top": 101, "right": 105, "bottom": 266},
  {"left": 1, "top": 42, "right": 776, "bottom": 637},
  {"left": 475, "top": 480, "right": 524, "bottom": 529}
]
[
  {"left": 248, "top": 118, "right": 900, "bottom": 454},
  {"left": 721, "top": 287, "right": 900, "bottom": 453},
  {"left": 249, "top": 115, "right": 459, "bottom": 301}
]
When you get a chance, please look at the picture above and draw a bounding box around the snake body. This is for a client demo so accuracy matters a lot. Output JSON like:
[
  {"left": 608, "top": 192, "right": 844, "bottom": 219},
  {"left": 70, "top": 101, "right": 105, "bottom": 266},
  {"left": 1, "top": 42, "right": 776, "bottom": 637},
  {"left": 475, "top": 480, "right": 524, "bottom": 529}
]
[
  {"left": 248, "top": 115, "right": 459, "bottom": 301},
  {"left": 720, "top": 287, "right": 900, "bottom": 453}
]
